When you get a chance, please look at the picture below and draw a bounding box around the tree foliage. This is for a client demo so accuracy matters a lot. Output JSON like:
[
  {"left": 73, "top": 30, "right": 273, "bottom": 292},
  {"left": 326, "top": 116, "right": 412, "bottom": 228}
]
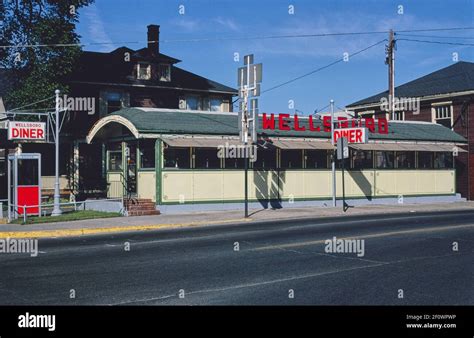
[{"left": 0, "top": 0, "right": 94, "bottom": 110}]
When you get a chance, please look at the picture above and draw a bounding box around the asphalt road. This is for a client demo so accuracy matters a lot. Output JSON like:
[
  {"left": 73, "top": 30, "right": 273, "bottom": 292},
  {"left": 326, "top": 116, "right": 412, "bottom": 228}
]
[{"left": 1, "top": 210, "right": 473, "bottom": 305}]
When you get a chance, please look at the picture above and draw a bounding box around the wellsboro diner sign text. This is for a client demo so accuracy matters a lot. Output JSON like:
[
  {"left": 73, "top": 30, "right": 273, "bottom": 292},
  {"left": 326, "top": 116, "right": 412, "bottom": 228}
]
[{"left": 260, "top": 113, "right": 389, "bottom": 134}]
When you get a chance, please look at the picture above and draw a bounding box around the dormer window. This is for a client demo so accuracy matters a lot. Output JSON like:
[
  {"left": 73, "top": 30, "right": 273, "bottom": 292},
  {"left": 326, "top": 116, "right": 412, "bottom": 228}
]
[
  {"left": 137, "top": 62, "right": 151, "bottom": 80},
  {"left": 159, "top": 64, "right": 171, "bottom": 82}
]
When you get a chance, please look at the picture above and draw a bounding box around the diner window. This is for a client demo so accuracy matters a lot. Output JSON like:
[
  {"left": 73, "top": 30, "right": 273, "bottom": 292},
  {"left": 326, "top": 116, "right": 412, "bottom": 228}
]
[
  {"left": 194, "top": 148, "right": 221, "bottom": 169},
  {"left": 102, "top": 91, "right": 129, "bottom": 115},
  {"left": 417, "top": 152, "right": 433, "bottom": 169},
  {"left": 375, "top": 151, "right": 394, "bottom": 169},
  {"left": 137, "top": 62, "right": 151, "bottom": 80},
  {"left": 108, "top": 151, "right": 123, "bottom": 171},
  {"left": 392, "top": 111, "right": 405, "bottom": 121},
  {"left": 352, "top": 150, "right": 373, "bottom": 170},
  {"left": 210, "top": 98, "right": 223, "bottom": 112},
  {"left": 186, "top": 96, "right": 200, "bottom": 110},
  {"left": 396, "top": 151, "right": 415, "bottom": 169},
  {"left": 434, "top": 152, "right": 453, "bottom": 169},
  {"left": 159, "top": 64, "right": 171, "bottom": 81},
  {"left": 305, "top": 150, "right": 329, "bottom": 169},
  {"left": 164, "top": 147, "right": 191, "bottom": 169},
  {"left": 280, "top": 150, "right": 303, "bottom": 169},
  {"left": 225, "top": 157, "right": 246, "bottom": 169},
  {"left": 139, "top": 140, "right": 155, "bottom": 169},
  {"left": 253, "top": 148, "right": 277, "bottom": 170},
  {"left": 433, "top": 105, "right": 452, "bottom": 129}
]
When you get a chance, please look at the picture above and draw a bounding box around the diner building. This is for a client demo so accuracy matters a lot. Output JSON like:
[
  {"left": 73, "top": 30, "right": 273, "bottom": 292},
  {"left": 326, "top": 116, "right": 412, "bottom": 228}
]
[{"left": 86, "top": 107, "right": 467, "bottom": 212}]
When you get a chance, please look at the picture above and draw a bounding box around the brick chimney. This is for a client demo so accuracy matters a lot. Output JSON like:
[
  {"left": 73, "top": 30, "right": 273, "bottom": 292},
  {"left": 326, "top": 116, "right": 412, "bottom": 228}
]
[{"left": 147, "top": 24, "right": 160, "bottom": 55}]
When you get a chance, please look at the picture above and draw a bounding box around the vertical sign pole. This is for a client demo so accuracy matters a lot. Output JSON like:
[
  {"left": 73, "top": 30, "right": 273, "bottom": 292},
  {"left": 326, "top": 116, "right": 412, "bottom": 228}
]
[
  {"left": 244, "top": 59, "right": 250, "bottom": 218},
  {"left": 7, "top": 155, "right": 11, "bottom": 221},
  {"left": 342, "top": 145, "right": 346, "bottom": 212},
  {"left": 330, "top": 99, "right": 336, "bottom": 207},
  {"left": 51, "top": 89, "right": 62, "bottom": 216}
]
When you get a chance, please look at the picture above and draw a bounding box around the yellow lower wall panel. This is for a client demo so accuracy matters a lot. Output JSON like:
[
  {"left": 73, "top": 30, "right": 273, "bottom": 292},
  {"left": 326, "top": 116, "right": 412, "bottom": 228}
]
[
  {"left": 160, "top": 169, "right": 455, "bottom": 203},
  {"left": 376, "top": 170, "right": 455, "bottom": 196},
  {"left": 162, "top": 171, "right": 193, "bottom": 203},
  {"left": 193, "top": 171, "right": 224, "bottom": 202},
  {"left": 107, "top": 173, "right": 123, "bottom": 198},
  {"left": 137, "top": 171, "right": 156, "bottom": 202}
]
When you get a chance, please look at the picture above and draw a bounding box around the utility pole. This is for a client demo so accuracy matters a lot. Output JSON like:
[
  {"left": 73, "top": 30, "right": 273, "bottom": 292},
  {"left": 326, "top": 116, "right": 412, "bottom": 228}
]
[
  {"left": 51, "top": 89, "right": 62, "bottom": 216},
  {"left": 386, "top": 29, "right": 396, "bottom": 120},
  {"left": 330, "top": 99, "right": 336, "bottom": 207},
  {"left": 238, "top": 55, "right": 262, "bottom": 218}
]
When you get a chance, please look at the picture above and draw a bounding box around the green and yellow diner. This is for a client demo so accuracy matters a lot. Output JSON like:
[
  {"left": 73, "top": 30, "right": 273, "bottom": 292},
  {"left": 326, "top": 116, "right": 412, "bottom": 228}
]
[{"left": 86, "top": 108, "right": 467, "bottom": 211}]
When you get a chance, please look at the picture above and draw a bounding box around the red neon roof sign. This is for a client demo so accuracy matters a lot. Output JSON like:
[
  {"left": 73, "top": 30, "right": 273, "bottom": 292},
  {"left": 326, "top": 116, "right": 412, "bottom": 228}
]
[{"left": 260, "top": 113, "right": 389, "bottom": 135}]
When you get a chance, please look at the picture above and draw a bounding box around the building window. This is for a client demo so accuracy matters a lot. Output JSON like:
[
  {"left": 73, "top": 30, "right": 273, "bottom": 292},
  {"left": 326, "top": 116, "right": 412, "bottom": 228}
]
[
  {"left": 194, "top": 148, "right": 220, "bottom": 169},
  {"left": 101, "top": 91, "right": 129, "bottom": 115},
  {"left": 159, "top": 64, "right": 171, "bottom": 82},
  {"left": 305, "top": 150, "right": 329, "bottom": 169},
  {"left": 359, "top": 110, "right": 375, "bottom": 119},
  {"left": 352, "top": 150, "right": 373, "bottom": 169},
  {"left": 137, "top": 62, "right": 151, "bottom": 80},
  {"left": 210, "top": 98, "right": 223, "bottom": 112},
  {"left": 434, "top": 152, "right": 453, "bottom": 169},
  {"left": 108, "top": 151, "right": 123, "bottom": 171},
  {"left": 164, "top": 147, "right": 190, "bottom": 169},
  {"left": 253, "top": 148, "right": 277, "bottom": 170},
  {"left": 186, "top": 96, "right": 200, "bottom": 110},
  {"left": 396, "top": 151, "right": 415, "bottom": 169},
  {"left": 417, "top": 152, "right": 433, "bottom": 169},
  {"left": 225, "top": 157, "right": 246, "bottom": 169},
  {"left": 139, "top": 140, "right": 155, "bottom": 169},
  {"left": 280, "top": 150, "right": 303, "bottom": 169},
  {"left": 375, "top": 151, "right": 394, "bottom": 169},
  {"left": 393, "top": 111, "right": 405, "bottom": 121},
  {"left": 433, "top": 105, "right": 452, "bottom": 128}
]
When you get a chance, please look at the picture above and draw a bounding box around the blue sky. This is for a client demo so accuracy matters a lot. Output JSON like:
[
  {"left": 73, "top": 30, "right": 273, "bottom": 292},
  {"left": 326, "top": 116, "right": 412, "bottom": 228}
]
[{"left": 76, "top": 0, "right": 474, "bottom": 114}]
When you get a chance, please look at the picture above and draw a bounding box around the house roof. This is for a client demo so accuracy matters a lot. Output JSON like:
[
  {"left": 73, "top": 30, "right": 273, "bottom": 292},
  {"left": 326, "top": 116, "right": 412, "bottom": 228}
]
[
  {"left": 347, "top": 61, "right": 474, "bottom": 108},
  {"left": 69, "top": 49, "right": 237, "bottom": 95},
  {"left": 87, "top": 107, "right": 467, "bottom": 144}
]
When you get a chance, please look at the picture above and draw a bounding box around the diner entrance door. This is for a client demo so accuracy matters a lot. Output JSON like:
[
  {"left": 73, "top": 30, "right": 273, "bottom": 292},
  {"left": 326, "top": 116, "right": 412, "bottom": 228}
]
[{"left": 125, "top": 142, "right": 137, "bottom": 196}]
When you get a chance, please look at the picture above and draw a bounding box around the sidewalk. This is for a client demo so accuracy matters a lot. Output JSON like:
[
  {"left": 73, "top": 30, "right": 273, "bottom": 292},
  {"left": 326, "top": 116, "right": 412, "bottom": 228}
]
[{"left": 1, "top": 201, "right": 474, "bottom": 238}]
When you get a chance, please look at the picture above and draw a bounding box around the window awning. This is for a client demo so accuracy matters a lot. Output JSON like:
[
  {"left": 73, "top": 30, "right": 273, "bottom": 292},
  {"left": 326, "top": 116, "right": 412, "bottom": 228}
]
[
  {"left": 161, "top": 137, "right": 241, "bottom": 148},
  {"left": 350, "top": 143, "right": 467, "bottom": 152},
  {"left": 271, "top": 139, "right": 334, "bottom": 150}
]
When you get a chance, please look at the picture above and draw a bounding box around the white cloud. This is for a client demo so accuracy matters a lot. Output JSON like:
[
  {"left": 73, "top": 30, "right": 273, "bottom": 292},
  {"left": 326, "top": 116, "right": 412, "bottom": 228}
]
[
  {"left": 82, "top": 4, "right": 113, "bottom": 52},
  {"left": 170, "top": 18, "right": 201, "bottom": 32},
  {"left": 214, "top": 17, "right": 240, "bottom": 32}
]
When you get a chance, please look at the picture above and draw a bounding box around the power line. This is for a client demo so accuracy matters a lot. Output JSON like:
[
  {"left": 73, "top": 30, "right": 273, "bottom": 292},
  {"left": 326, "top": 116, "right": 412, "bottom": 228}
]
[
  {"left": 396, "top": 33, "right": 474, "bottom": 40},
  {"left": 396, "top": 27, "right": 474, "bottom": 33},
  {"left": 8, "top": 96, "right": 56, "bottom": 112},
  {"left": 261, "top": 39, "right": 387, "bottom": 94},
  {"left": 397, "top": 38, "right": 474, "bottom": 47},
  {"left": 1, "top": 27, "right": 474, "bottom": 49}
]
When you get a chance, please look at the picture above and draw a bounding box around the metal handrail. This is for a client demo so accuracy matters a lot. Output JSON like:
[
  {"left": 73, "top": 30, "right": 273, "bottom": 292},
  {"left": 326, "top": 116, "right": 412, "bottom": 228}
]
[
  {"left": 7, "top": 198, "right": 125, "bottom": 223},
  {"left": 109, "top": 171, "right": 135, "bottom": 207}
]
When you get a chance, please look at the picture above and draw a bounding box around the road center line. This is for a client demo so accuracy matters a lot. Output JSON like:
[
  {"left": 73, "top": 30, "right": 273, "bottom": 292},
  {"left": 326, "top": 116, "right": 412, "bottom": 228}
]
[{"left": 251, "top": 223, "right": 474, "bottom": 251}]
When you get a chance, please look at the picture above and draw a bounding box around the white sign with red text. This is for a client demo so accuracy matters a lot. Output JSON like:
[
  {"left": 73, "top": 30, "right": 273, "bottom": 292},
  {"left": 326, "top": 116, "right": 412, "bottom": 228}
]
[
  {"left": 333, "top": 127, "right": 368, "bottom": 144},
  {"left": 8, "top": 121, "right": 46, "bottom": 141}
]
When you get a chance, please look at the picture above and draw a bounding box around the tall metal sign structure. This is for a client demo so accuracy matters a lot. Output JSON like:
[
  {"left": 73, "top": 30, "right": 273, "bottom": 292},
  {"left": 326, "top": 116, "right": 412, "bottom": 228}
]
[
  {"left": 238, "top": 54, "right": 262, "bottom": 217},
  {"left": 5, "top": 90, "right": 67, "bottom": 217}
]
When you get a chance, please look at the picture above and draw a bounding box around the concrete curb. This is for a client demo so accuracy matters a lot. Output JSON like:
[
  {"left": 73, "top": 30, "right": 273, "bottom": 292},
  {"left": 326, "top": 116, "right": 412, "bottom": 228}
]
[
  {"left": 0, "top": 218, "right": 251, "bottom": 239},
  {"left": 1, "top": 206, "right": 474, "bottom": 239}
]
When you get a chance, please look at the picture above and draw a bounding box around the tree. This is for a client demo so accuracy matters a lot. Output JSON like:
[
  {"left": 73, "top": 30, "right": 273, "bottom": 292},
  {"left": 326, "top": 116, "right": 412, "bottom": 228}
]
[{"left": 0, "top": 0, "right": 94, "bottom": 111}]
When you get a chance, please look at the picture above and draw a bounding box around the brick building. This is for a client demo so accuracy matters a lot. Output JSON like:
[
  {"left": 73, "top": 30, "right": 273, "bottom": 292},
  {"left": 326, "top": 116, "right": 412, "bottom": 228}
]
[{"left": 346, "top": 61, "right": 474, "bottom": 199}]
